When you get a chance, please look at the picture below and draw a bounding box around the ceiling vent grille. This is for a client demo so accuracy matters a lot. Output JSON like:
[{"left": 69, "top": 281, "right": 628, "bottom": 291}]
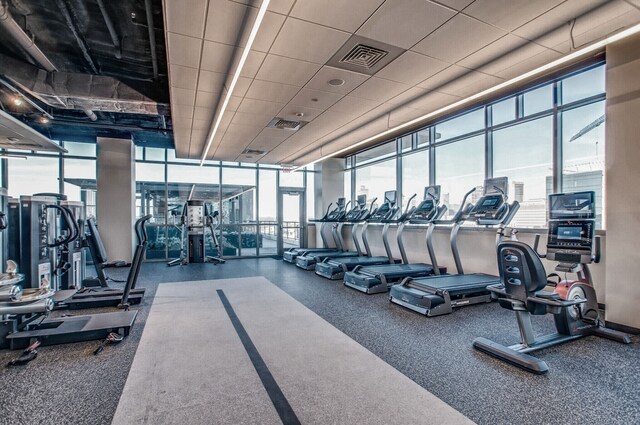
[
  {"left": 267, "top": 117, "right": 307, "bottom": 131},
  {"left": 243, "top": 148, "right": 267, "bottom": 156},
  {"left": 326, "top": 35, "right": 405, "bottom": 76},
  {"left": 340, "top": 44, "right": 388, "bottom": 70}
]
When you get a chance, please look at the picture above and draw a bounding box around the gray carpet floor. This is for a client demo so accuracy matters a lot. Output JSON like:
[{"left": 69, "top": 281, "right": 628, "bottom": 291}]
[{"left": 0, "top": 259, "right": 638, "bottom": 425}]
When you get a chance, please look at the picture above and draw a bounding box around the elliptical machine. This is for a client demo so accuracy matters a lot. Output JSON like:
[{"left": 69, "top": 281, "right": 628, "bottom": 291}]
[
  {"left": 473, "top": 191, "right": 632, "bottom": 374},
  {"left": 167, "top": 200, "right": 225, "bottom": 266}
]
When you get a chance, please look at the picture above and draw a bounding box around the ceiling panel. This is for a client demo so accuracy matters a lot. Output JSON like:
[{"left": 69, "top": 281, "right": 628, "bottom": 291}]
[
  {"left": 412, "top": 14, "right": 506, "bottom": 63},
  {"left": 458, "top": 34, "right": 540, "bottom": 74},
  {"left": 238, "top": 98, "right": 286, "bottom": 115},
  {"left": 167, "top": 33, "right": 202, "bottom": 68},
  {"left": 270, "top": 18, "right": 351, "bottom": 64},
  {"left": 304, "top": 66, "right": 370, "bottom": 95},
  {"left": 193, "top": 107, "right": 214, "bottom": 121},
  {"left": 387, "top": 86, "right": 429, "bottom": 105},
  {"left": 289, "top": 88, "right": 343, "bottom": 110},
  {"left": 290, "top": 0, "right": 385, "bottom": 33},
  {"left": 417, "top": 64, "right": 470, "bottom": 91},
  {"left": 169, "top": 64, "right": 198, "bottom": 90},
  {"left": 349, "top": 77, "right": 411, "bottom": 102},
  {"left": 172, "top": 105, "right": 194, "bottom": 120},
  {"left": 328, "top": 95, "right": 380, "bottom": 117},
  {"left": 245, "top": 79, "right": 300, "bottom": 103},
  {"left": 513, "top": 0, "right": 608, "bottom": 44},
  {"left": 197, "top": 70, "right": 227, "bottom": 93},
  {"left": 199, "top": 41, "right": 236, "bottom": 73},
  {"left": 279, "top": 104, "right": 324, "bottom": 121},
  {"left": 194, "top": 90, "right": 220, "bottom": 108},
  {"left": 435, "top": 0, "right": 475, "bottom": 10},
  {"left": 464, "top": 0, "right": 562, "bottom": 32},
  {"left": 165, "top": 0, "right": 207, "bottom": 38},
  {"left": 357, "top": 0, "right": 456, "bottom": 49},
  {"left": 234, "top": 0, "right": 296, "bottom": 15},
  {"left": 375, "top": 51, "right": 449, "bottom": 85},
  {"left": 404, "top": 90, "right": 461, "bottom": 112},
  {"left": 171, "top": 87, "right": 196, "bottom": 106},
  {"left": 255, "top": 55, "right": 322, "bottom": 86},
  {"left": 227, "top": 96, "right": 243, "bottom": 112},
  {"left": 203, "top": 0, "right": 252, "bottom": 45},
  {"left": 230, "top": 111, "right": 275, "bottom": 127}
]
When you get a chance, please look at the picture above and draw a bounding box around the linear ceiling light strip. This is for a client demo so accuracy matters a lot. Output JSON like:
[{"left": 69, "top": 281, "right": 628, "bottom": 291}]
[
  {"left": 293, "top": 23, "right": 640, "bottom": 171},
  {"left": 200, "top": 0, "right": 271, "bottom": 165}
]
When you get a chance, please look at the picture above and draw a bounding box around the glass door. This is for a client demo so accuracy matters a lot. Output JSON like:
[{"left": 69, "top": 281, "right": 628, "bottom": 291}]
[{"left": 278, "top": 188, "right": 305, "bottom": 255}]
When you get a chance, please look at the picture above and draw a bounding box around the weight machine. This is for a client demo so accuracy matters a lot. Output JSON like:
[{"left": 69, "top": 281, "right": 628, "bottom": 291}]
[{"left": 168, "top": 200, "right": 225, "bottom": 266}]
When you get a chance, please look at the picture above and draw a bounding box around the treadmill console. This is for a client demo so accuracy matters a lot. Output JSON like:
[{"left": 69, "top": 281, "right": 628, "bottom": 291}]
[
  {"left": 368, "top": 191, "right": 397, "bottom": 223},
  {"left": 468, "top": 194, "right": 505, "bottom": 220},
  {"left": 326, "top": 197, "right": 346, "bottom": 221},
  {"left": 409, "top": 199, "right": 436, "bottom": 222}
]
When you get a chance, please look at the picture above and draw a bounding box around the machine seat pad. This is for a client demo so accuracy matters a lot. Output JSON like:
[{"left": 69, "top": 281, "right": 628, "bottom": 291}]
[
  {"left": 534, "top": 290, "right": 560, "bottom": 300},
  {"left": 497, "top": 298, "right": 526, "bottom": 311}
]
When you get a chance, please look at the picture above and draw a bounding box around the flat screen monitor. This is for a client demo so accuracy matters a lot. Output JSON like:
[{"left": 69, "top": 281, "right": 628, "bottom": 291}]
[
  {"left": 483, "top": 177, "right": 508, "bottom": 196},
  {"left": 336, "top": 197, "right": 346, "bottom": 208},
  {"left": 549, "top": 191, "right": 595, "bottom": 220},
  {"left": 424, "top": 185, "right": 440, "bottom": 202},
  {"left": 384, "top": 191, "right": 396, "bottom": 205},
  {"left": 356, "top": 194, "right": 366, "bottom": 207}
]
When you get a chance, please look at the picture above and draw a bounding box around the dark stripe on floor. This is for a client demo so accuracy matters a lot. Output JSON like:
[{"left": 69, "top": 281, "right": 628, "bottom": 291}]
[{"left": 216, "top": 289, "right": 301, "bottom": 425}]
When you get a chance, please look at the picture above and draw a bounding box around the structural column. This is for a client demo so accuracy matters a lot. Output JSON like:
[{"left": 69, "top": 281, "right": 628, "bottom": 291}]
[
  {"left": 604, "top": 33, "right": 640, "bottom": 330},
  {"left": 312, "top": 159, "right": 344, "bottom": 248},
  {"left": 96, "top": 137, "right": 136, "bottom": 261}
]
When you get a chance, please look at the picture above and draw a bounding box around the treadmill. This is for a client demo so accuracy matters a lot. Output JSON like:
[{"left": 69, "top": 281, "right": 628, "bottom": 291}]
[
  {"left": 282, "top": 198, "right": 347, "bottom": 263},
  {"left": 295, "top": 197, "right": 370, "bottom": 270},
  {"left": 343, "top": 187, "right": 447, "bottom": 294},
  {"left": 315, "top": 193, "right": 403, "bottom": 279},
  {"left": 389, "top": 177, "right": 520, "bottom": 317},
  {"left": 59, "top": 217, "right": 145, "bottom": 309}
]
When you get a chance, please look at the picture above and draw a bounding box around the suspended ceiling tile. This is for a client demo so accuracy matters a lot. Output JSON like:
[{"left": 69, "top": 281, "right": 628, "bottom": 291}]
[
  {"left": 200, "top": 41, "right": 236, "bottom": 73},
  {"left": 289, "top": 88, "right": 343, "bottom": 110},
  {"left": 167, "top": 33, "right": 202, "bottom": 68},
  {"left": 457, "top": 34, "right": 533, "bottom": 74},
  {"left": 304, "top": 66, "right": 370, "bottom": 95},
  {"left": 231, "top": 0, "right": 296, "bottom": 15},
  {"left": 194, "top": 90, "right": 220, "bottom": 108},
  {"left": 494, "top": 48, "right": 563, "bottom": 80},
  {"left": 388, "top": 105, "right": 423, "bottom": 124},
  {"left": 234, "top": 50, "right": 267, "bottom": 79},
  {"left": 227, "top": 96, "right": 243, "bottom": 112},
  {"left": 387, "top": 86, "right": 429, "bottom": 105},
  {"left": 172, "top": 116, "right": 193, "bottom": 133},
  {"left": 416, "top": 64, "right": 471, "bottom": 91},
  {"left": 231, "top": 111, "right": 274, "bottom": 127},
  {"left": 449, "top": 74, "right": 504, "bottom": 98},
  {"left": 253, "top": 12, "right": 287, "bottom": 53},
  {"left": 412, "top": 14, "right": 506, "bottom": 63},
  {"left": 165, "top": 0, "right": 207, "bottom": 38},
  {"left": 270, "top": 18, "right": 351, "bottom": 64},
  {"left": 434, "top": 0, "right": 475, "bottom": 10},
  {"left": 349, "top": 77, "right": 410, "bottom": 102},
  {"left": 197, "top": 70, "right": 227, "bottom": 93},
  {"left": 463, "top": 0, "right": 562, "bottom": 32},
  {"left": 513, "top": 0, "right": 608, "bottom": 44},
  {"left": 203, "top": 0, "right": 254, "bottom": 45},
  {"left": 435, "top": 69, "right": 494, "bottom": 96},
  {"left": 404, "top": 90, "right": 461, "bottom": 111},
  {"left": 375, "top": 51, "right": 449, "bottom": 86},
  {"left": 290, "top": 0, "right": 386, "bottom": 33},
  {"left": 192, "top": 118, "right": 212, "bottom": 131},
  {"left": 169, "top": 64, "right": 199, "bottom": 90},
  {"left": 238, "top": 98, "right": 286, "bottom": 115},
  {"left": 328, "top": 95, "right": 380, "bottom": 116},
  {"left": 230, "top": 76, "right": 253, "bottom": 97},
  {"left": 193, "top": 106, "right": 215, "bottom": 121},
  {"left": 279, "top": 104, "right": 324, "bottom": 121},
  {"left": 172, "top": 105, "right": 194, "bottom": 120},
  {"left": 245, "top": 79, "right": 300, "bottom": 103},
  {"left": 357, "top": 0, "right": 456, "bottom": 49},
  {"left": 255, "top": 55, "right": 322, "bottom": 86},
  {"left": 171, "top": 87, "right": 196, "bottom": 106},
  {"left": 475, "top": 40, "right": 550, "bottom": 77}
]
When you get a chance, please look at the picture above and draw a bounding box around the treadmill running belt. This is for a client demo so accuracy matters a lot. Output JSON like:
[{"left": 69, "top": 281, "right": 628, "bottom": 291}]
[{"left": 408, "top": 274, "right": 499, "bottom": 295}]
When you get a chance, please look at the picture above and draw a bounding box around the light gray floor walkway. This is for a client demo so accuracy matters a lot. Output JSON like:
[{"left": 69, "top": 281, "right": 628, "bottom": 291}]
[{"left": 112, "top": 277, "right": 474, "bottom": 425}]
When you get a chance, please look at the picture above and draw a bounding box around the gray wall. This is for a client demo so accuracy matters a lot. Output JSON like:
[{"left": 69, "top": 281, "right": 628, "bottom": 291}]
[
  {"left": 97, "top": 137, "right": 135, "bottom": 261},
  {"left": 604, "top": 33, "right": 640, "bottom": 329}
]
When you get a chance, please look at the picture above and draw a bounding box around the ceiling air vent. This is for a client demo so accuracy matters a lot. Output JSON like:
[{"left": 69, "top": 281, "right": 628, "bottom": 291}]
[
  {"left": 327, "top": 35, "right": 405, "bottom": 76},
  {"left": 340, "top": 44, "right": 388, "bottom": 70},
  {"left": 267, "top": 117, "right": 307, "bottom": 131},
  {"left": 243, "top": 148, "right": 267, "bottom": 156}
]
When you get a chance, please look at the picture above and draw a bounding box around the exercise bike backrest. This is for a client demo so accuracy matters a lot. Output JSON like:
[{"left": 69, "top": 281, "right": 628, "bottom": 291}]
[{"left": 497, "top": 241, "right": 549, "bottom": 309}]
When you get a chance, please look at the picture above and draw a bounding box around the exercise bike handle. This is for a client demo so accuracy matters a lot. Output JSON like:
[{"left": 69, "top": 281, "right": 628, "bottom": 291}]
[{"left": 533, "top": 234, "right": 547, "bottom": 258}]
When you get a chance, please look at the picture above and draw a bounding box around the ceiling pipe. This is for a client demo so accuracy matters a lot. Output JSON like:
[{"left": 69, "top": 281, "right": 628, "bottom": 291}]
[
  {"left": 0, "top": 1, "right": 57, "bottom": 72},
  {"left": 96, "top": 0, "right": 122, "bottom": 59},
  {"left": 55, "top": 0, "right": 99, "bottom": 74},
  {"left": 144, "top": 0, "right": 158, "bottom": 80},
  {"left": 82, "top": 108, "right": 97, "bottom": 121}
]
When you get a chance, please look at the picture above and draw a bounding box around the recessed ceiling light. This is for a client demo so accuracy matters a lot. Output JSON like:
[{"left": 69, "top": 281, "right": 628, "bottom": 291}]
[
  {"left": 39, "top": 116, "right": 50, "bottom": 124},
  {"left": 294, "top": 112, "right": 304, "bottom": 118},
  {"left": 13, "top": 97, "right": 23, "bottom": 106},
  {"left": 328, "top": 78, "right": 345, "bottom": 86}
]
